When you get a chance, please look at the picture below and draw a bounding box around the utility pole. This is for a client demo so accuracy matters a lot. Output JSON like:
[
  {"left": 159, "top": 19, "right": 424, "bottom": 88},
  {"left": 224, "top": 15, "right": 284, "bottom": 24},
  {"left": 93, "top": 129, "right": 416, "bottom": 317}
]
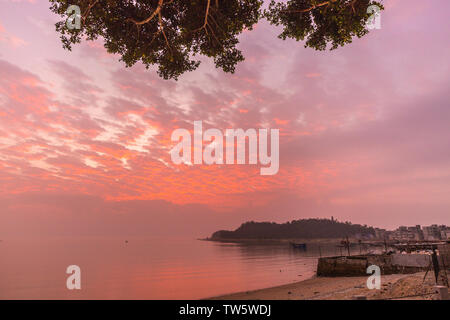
[
  {"left": 384, "top": 237, "right": 388, "bottom": 254},
  {"left": 346, "top": 236, "right": 351, "bottom": 256}
]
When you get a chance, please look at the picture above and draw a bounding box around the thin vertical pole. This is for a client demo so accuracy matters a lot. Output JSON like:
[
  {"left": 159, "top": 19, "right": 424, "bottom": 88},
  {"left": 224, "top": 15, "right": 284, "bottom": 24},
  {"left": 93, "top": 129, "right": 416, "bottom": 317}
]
[{"left": 346, "top": 236, "right": 351, "bottom": 256}]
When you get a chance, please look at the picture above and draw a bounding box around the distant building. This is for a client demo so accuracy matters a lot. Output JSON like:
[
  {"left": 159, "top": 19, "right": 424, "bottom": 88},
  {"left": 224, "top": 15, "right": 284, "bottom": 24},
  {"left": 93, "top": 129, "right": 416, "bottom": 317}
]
[
  {"left": 422, "top": 224, "right": 448, "bottom": 241},
  {"left": 408, "top": 225, "right": 424, "bottom": 241},
  {"left": 374, "top": 228, "right": 387, "bottom": 240},
  {"left": 354, "top": 232, "right": 374, "bottom": 240},
  {"left": 440, "top": 229, "right": 450, "bottom": 240},
  {"left": 390, "top": 225, "right": 423, "bottom": 241},
  {"left": 375, "top": 224, "right": 448, "bottom": 242}
]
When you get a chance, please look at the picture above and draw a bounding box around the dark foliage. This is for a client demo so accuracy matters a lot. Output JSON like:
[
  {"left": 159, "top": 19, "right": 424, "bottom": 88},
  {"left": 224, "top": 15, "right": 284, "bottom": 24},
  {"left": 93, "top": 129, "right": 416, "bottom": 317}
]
[
  {"left": 211, "top": 218, "right": 375, "bottom": 239},
  {"left": 50, "top": 0, "right": 383, "bottom": 79},
  {"left": 264, "top": 0, "right": 384, "bottom": 50}
]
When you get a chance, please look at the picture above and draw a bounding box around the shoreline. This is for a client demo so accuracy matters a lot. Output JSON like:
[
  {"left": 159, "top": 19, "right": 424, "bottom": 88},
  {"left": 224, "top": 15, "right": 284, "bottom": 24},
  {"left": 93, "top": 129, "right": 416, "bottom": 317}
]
[
  {"left": 209, "top": 271, "right": 437, "bottom": 300},
  {"left": 200, "top": 238, "right": 349, "bottom": 245}
]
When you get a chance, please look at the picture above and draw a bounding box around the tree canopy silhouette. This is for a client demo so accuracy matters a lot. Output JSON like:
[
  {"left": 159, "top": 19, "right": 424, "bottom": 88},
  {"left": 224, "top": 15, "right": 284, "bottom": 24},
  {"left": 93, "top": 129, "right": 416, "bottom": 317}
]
[
  {"left": 210, "top": 218, "right": 376, "bottom": 240},
  {"left": 50, "top": 0, "right": 383, "bottom": 79},
  {"left": 265, "top": 0, "right": 383, "bottom": 50}
]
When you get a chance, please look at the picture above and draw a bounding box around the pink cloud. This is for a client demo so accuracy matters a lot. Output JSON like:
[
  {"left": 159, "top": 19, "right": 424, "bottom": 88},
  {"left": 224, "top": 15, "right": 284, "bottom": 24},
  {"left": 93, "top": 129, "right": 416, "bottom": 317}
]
[{"left": 0, "top": 0, "right": 449, "bottom": 236}]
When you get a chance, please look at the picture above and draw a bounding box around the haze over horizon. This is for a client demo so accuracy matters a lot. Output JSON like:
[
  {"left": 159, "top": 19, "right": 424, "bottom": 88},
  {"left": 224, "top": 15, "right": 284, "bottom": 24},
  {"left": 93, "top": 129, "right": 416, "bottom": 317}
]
[{"left": 1, "top": 0, "right": 450, "bottom": 238}]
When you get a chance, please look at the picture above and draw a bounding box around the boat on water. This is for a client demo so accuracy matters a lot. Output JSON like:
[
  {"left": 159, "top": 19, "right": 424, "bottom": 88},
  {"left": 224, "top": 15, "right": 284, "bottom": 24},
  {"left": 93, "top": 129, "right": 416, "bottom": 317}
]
[{"left": 290, "top": 242, "right": 307, "bottom": 250}]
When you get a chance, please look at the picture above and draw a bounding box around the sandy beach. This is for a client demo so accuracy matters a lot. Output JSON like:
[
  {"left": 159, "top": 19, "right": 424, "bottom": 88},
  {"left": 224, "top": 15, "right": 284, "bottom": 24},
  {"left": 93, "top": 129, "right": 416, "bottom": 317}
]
[{"left": 211, "top": 271, "right": 438, "bottom": 300}]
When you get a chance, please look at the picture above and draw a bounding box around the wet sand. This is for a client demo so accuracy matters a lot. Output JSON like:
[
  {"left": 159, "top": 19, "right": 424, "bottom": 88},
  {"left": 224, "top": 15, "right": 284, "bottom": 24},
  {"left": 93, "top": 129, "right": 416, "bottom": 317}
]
[{"left": 211, "top": 271, "right": 438, "bottom": 300}]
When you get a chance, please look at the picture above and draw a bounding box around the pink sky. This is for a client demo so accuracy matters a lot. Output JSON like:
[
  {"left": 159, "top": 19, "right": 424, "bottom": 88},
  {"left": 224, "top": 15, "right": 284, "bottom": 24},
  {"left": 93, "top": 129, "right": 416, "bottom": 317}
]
[{"left": 0, "top": 0, "right": 449, "bottom": 237}]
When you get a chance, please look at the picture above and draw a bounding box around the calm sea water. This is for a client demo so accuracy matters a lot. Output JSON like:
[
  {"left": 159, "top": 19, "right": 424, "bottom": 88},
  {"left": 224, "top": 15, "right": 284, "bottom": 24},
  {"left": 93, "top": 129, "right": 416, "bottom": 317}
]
[{"left": 0, "top": 237, "right": 337, "bottom": 299}]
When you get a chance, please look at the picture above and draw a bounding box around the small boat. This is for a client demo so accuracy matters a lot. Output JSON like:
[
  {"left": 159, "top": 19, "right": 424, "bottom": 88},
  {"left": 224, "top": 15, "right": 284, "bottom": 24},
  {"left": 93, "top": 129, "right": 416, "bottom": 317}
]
[{"left": 290, "top": 242, "right": 307, "bottom": 250}]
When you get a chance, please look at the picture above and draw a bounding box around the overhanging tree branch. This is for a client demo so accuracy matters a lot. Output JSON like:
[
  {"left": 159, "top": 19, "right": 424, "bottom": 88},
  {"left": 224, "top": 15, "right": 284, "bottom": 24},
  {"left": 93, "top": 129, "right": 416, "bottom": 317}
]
[
  {"left": 283, "top": 0, "right": 340, "bottom": 13},
  {"left": 193, "top": 0, "right": 212, "bottom": 32},
  {"left": 50, "top": 0, "right": 382, "bottom": 80},
  {"left": 82, "top": 0, "right": 99, "bottom": 24},
  {"left": 127, "top": 0, "right": 165, "bottom": 26}
]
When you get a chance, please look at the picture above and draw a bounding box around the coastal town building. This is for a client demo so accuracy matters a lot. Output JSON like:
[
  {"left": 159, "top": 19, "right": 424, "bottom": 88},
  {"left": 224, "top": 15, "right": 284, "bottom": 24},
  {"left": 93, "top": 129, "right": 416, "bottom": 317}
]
[
  {"left": 374, "top": 224, "right": 449, "bottom": 241},
  {"left": 374, "top": 228, "right": 387, "bottom": 240},
  {"left": 387, "top": 225, "right": 423, "bottom": 241},
  {"left": 440, "top": 229, "right": 450, "bottom": 240},
  {"left": 423, "top": 225, "right": 448, "bottom": 241}
]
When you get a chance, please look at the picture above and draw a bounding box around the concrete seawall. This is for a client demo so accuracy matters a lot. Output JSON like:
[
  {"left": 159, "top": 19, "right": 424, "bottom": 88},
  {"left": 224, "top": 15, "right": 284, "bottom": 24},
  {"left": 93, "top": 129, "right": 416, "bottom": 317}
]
[{"left": 317, "top": 254, "right": 431, "bottom": 277}]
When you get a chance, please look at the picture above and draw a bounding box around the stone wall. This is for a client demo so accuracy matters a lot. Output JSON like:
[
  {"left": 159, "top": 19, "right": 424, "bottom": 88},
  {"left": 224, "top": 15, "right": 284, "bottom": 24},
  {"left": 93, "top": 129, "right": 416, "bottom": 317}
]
[
  {"left": 317, "top": 256, "right": 368, "bottom": 277},
  {"left": 317, "top": 254, "right": 430, "bottom": 277},
  {"left": 391, "top": 253, "right": 431, "bottom": 268}
]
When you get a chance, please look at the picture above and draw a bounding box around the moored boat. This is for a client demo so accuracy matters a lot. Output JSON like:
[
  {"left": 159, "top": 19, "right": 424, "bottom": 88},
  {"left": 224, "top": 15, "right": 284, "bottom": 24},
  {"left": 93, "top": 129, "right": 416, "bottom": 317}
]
[{"left": 290, "top": 242, "right": 307, "bottom": 249}]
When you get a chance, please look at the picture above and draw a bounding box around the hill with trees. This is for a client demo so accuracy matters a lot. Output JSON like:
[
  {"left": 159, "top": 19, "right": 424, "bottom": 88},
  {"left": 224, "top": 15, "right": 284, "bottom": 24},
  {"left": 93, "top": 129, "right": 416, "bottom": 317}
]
[{"left": 210, "top": 218, "right": 375, "bottom": 240}]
